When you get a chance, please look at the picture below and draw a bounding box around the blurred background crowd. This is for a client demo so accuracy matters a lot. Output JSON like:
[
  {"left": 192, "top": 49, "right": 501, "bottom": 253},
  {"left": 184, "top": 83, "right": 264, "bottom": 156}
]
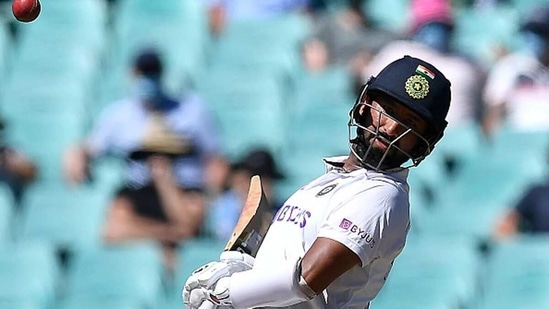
[{"left": 0, "top": 0, "right": 548, "bottom": 308}]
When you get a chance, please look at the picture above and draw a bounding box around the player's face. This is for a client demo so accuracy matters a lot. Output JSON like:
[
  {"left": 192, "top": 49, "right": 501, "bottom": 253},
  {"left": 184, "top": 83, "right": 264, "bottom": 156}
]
[{"left": 354, "top": 93, "right": 430, "bottom": 170}]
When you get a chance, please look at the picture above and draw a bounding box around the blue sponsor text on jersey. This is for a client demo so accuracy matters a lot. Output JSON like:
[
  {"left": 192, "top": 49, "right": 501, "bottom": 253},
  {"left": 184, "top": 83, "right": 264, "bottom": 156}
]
[{"left": 275, "top": 205, "right": 311, "bottom": 228}]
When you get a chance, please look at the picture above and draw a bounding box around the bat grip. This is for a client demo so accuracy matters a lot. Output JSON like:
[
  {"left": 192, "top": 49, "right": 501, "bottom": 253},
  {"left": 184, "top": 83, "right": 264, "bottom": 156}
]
[{"left": 199, "top": 302, "right": 216, "bottom": 309}]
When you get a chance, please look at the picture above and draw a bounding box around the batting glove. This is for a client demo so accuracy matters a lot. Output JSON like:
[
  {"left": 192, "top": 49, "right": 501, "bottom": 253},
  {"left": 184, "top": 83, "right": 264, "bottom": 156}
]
[{"left": 182, "top": 251, "right": 254, "bottom": 309}]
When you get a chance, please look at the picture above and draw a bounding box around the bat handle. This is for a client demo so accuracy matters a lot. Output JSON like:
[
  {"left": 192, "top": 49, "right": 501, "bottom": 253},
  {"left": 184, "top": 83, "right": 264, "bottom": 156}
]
[{"left": 199, "top": 302, "right": 216, "bottom": 309}]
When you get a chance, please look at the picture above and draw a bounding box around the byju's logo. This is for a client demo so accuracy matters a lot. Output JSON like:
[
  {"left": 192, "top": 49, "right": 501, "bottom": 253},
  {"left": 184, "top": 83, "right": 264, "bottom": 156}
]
[
  {"left": 339, "top": 218, "right": 353, "bottom": 230},
  {"left": 339, "top": 218, "right": 376, "bottom": 248}
]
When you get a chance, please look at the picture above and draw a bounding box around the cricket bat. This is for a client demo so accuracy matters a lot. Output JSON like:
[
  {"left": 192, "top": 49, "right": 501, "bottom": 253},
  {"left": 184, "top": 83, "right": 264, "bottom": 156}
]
[
  {"left": 223, "top": 174, "right": 273, "bottom": 257},
  {"left": 197, "top": 176, "right": 273, "bottom": 309}
]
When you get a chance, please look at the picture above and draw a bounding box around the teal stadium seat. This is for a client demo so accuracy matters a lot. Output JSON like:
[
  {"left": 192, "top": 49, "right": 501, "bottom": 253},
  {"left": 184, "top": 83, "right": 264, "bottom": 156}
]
[
  {"left": 453, "top": 6, "right": 520, "bottom": 66},
  {"left": 162, "top": 239, "right": 225, "bottom": 309},
  {"left": 16, "top": 0, "right": 108, "bottom": 55},
  {"left": 417, "top": 126, "right": 548, "bottom": 240},
  {"left": 0, "top": 184, "right": 15, "bottom": 242},
  {"left": 0, "top": 18, "right": 12, "bottom": 90},
  {"left": 480, "top": 236, "right": 549, "bottom": 308},
  {"left": 276, "top": 68, "right": 354, "bottom": 200},
  {"left": 176, "top": 238, "right": 225, "bottom": 287},
  {"left": 0, "top": 242, "right": 61, "bottom": 308},
  {"left": 290, "top": 66, "right": 355, "bottom": 111},
  {"left": 56, "top": 299, "right": 145, "bottom": 309},
  {"left": 510, "top": 0, "right": 549, "bottom": 16},
  {"left": 363, "top": 0, "right": 409, "bottom": 33},
  {"left": 1, "top": 114, "right": 86, "bottom": 182},
  {"left": 206, "top": 13, "right": 311, "bottom": 80},
  {"left": 15, "top": 183, "right": 112, "bottom": 250},
  {"left": 59, "top": 242, "right": 164, "bottom": 308},
  {"left": 372, "top": 236, "right": 481, "bottom": 309},
  {"left": 196, "top": 69, "right": 286, "bottom": 159},
  {"left": 111, "top": 0, "right": 209, "bottom": 97}
]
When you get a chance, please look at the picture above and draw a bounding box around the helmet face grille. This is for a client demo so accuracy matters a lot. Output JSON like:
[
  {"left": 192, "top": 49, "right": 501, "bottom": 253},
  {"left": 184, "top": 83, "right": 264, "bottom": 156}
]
[{"left": 347, "top": 87, "right": 433, "bottom": 172}]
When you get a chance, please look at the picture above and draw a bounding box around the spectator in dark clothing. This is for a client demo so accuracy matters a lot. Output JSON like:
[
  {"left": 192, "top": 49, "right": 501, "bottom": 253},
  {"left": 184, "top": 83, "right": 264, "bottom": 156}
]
[{"left": 494, "top": 181, "right": 549, "bottom": 239}]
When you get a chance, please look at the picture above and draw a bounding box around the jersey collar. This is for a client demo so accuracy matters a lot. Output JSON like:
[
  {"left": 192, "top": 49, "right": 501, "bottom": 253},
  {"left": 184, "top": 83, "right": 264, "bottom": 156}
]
[{"left": 323, "top": 156, "right": 409, "bottom": 182}]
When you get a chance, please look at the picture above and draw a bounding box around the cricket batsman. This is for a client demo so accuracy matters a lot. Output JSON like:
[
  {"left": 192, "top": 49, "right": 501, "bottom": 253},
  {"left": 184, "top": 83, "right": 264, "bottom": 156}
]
[{"left": 183, "top": 55, "right": 452, "bottom": 309}]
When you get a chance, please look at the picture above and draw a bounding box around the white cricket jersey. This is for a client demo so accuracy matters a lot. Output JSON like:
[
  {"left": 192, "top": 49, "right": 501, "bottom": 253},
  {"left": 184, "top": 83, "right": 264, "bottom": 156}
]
[{"left": 254, "top": 156, "right": 411, "bottom": 309}]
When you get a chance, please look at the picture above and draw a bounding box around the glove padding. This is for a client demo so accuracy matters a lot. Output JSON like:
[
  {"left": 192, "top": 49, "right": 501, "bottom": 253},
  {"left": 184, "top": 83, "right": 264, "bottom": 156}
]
[{"left": 182, "top": 251, "right": 255, "bottom": 309}]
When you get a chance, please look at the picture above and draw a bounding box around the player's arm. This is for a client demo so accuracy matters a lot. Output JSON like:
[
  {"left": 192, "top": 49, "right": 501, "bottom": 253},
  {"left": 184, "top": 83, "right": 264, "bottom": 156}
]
[
  {"left": 184, "top": 237, "right": 361, "bottom": 309},
  {"left": 300, "top": 237, "right": 361, "bottom": 292}
]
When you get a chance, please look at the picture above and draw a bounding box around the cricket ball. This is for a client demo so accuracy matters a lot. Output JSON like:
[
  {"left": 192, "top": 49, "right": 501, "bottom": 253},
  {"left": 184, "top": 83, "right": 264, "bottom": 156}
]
[{"left": 12, "top": 0, "right": 41, "bottom": 23}]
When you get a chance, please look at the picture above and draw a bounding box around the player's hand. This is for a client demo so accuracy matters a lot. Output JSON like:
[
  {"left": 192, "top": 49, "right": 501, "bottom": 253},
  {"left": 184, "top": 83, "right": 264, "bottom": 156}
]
[{"left": 182, "top": 252, "right": 254, "bottom": 309}]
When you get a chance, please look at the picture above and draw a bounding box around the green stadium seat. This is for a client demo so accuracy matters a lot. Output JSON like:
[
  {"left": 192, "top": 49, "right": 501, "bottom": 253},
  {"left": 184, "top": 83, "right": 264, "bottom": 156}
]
[
  {"left": 0, "top": 241, "right": 60, "bottom": 308},
  {"left": 61, "top": 242, "right": 164, "bottom": 308}
]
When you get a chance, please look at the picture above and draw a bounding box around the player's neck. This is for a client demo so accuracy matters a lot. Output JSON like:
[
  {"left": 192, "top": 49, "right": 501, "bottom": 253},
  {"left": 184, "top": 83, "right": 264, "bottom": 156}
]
[{"left": 342, "top": 155, "right": 363, "bottom": 172}]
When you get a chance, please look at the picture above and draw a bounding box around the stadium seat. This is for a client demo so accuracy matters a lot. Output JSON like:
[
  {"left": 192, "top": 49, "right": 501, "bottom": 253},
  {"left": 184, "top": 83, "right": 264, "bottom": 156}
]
[
  {"left": 16, "top": 0, "right": 108, "bottom": 54},
  {"left": 15, "top": 183, "right": 112, "bottom": 250},
  {"left": 0, "top": 241, "right": 61, "bottom": 308},
  {"left": 55, "top": 299, "right": 144, "bottom": 309},
  {"left": 60, "top": 242, "right": 164, "bottom": 308},
  {"left": 1, "top": 76, "right": 89, "bottom": 120},
  {"left": 373, "top": 236, "right": 481, "bottom": 309},
  {"left": 510, "top": 0, "right": 549, "bottom": 16},
  {"left": 90, "top": 156, "right": 127, "bottom": 193},
  {"left": 112, "top": 0, "right": 209, "bottom": 96},
  {"left": 0, "top": 18, "right": 12, "bottom": 90},
  {"left": 290, "top": 66, "right": 355, "bottom": 111},
  {"left": 1, "top": 112, "right": 87, "bottom": 182},
  {"left": 480, "top": 236, "right": 549, "bottom": 308},
  {"left": 363, "top": 0, "right": 409, "bottom": 33},
  {"left": 206, "top": 13, "right": 311, "bottom": 79},
  {"left": 0, "top": 183, "right": 15, "bottom": 242},
  {"left": 164, "top": 238, "right": 225, "bottom": 309},
  {"left": 195, "top": 69, "right": 286, "bottom": 159},
  {"left": 176, "top": 238, "right": 226, "bottom": 285},
  {"left": 453, "top": 6, "right": 520, "bottom": 65}
]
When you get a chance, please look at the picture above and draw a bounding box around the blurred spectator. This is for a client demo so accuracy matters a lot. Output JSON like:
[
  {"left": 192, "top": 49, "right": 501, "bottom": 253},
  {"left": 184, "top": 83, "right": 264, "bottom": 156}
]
[
  {"left": 482, "top": 5, "right": 549, "bottom": 138},
  {"left": 208, "top": 148, "right": 285, "bottom": 241},
  {"left": 62, "top": 47, "right": 228, "bottom": 269},
  {"left": 205, "top": 0, "right": 310, "bottom": 35},
  {"left": 0, "top": 120, "right": 38, "bottom": 205},
  {"left": 493, "top": 149, "right": 549, "bottom": 240},
  {"left": 302, "top": 0, "right": 401, "bottom": 84},
  {"left": 363, "top": 0, "right": 486, "bottom": 128}
]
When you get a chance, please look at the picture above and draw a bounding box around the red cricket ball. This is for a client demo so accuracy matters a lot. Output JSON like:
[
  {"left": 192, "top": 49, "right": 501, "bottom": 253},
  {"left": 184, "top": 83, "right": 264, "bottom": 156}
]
[{"left": 12, "top": 0, "right": 41, "bottom": 23}]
